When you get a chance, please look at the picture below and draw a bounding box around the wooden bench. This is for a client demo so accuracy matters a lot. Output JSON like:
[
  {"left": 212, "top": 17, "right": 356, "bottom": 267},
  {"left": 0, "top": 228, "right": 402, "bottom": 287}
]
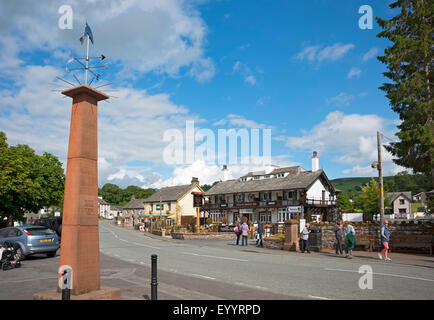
[
  {"left": 389, "top": 235, "right": 433, "bottom": 256},
  {"left": 354, "top": 234, "right": 375, "bottom": 252}
]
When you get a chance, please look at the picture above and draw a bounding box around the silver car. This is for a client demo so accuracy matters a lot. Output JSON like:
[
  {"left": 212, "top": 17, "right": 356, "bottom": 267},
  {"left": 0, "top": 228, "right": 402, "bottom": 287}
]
[{"left": 0, "top": 226, "right": 60, "bottom": 260}]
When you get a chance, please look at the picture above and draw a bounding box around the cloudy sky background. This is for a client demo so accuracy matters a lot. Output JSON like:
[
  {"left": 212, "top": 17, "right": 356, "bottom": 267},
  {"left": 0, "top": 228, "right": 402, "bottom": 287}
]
[{"left": 0, "top": 0, "right": 406, "bottom": 189}]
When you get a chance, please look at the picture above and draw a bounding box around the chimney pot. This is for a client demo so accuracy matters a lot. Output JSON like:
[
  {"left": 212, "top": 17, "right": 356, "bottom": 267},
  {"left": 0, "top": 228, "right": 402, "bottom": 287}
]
[{"left": 312, "top": 151, "right": 319, "bottom": 172}]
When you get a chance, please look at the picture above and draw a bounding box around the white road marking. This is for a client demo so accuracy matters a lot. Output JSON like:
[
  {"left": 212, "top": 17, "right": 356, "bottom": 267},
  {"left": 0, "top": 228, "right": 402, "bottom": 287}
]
[
  {"left": 101, "top": 225, "right": 160, "bottom": 249},
  {"left": 325, "top": 268, "right": 434, "bottom": 283},
  {"left": 308, "top": 295, "right": 331, "bottom": 300},
  {"left": 182, "top": 251, "right": 248, "bottom": 262},
  {"left": 191, "top": 274, "right": 216, "bottom": 280}
]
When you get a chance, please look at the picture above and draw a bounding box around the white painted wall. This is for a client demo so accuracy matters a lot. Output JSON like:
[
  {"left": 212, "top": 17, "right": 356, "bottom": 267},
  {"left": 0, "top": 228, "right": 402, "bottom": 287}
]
[
  {"left": 342, "top": 213, "right": 363, "bottom": 222},
  {"left": 306, "top": 179, "right": 331, "bottom": 201},
  {"left": 177, "top": 185, "right": 203, "bottom": 218}
]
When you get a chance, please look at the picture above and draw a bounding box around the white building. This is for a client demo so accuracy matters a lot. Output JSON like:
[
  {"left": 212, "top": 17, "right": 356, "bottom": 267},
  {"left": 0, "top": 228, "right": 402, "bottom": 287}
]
[
  {"left": 98, "top": 196, "right": 111, "bottom": 219},
  {"left": 204, "top": 152, "right": 337, "bottom": 223}
]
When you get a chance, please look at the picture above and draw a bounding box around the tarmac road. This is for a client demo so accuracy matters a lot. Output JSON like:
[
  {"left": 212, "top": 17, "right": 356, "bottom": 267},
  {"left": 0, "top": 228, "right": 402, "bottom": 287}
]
[
  {"left": 0, "top": 220, "right": 433, "bottom": 300},
  {"left": 99, "top": 221, "right": 434, "bottom": 300}
]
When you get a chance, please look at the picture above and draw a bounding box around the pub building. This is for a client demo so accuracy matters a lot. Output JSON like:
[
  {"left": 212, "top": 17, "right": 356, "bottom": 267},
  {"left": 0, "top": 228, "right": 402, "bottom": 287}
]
[{"left": 204, "top": 152, "right": 338, "bottom": 224}]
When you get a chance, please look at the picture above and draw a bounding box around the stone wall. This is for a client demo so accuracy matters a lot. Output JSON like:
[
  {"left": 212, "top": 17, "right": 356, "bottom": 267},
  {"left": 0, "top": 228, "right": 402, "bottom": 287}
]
[
  {"left": 263, "top": 237, "right": 284, "bottom": 250},
  {"left": 311, "top": 221, "right": 433, "bottom": 254},
  {"left": 171, "top": 232, "right": 236, "bottom": 240}
]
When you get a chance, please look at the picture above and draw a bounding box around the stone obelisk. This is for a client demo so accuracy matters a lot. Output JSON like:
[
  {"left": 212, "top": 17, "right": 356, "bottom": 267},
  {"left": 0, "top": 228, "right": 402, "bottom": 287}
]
[{"left": 59, "top": 85, "right": 108, "bottom": 295}]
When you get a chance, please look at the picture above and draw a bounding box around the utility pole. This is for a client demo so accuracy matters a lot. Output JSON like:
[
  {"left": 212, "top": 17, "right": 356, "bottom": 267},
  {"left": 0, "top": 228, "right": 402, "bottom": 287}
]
[
  {"left": 372, "top": 131, "right": 384, "bottom": 224},
  {"left": 377, "top": 131, "right": 385, "bottom": 225}
]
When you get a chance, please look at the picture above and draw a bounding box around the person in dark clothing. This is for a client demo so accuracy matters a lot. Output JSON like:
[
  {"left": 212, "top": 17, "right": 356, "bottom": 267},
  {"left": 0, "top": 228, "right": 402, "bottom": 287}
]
[
  {"left": 334, "top": 220, "right": 344, "bottom": 255},
  {"left": 235, "top": 222, "right": 242, "bottom": 245},
  {"left": 256, "top": 222, "right": 264, "bottom": 247}
]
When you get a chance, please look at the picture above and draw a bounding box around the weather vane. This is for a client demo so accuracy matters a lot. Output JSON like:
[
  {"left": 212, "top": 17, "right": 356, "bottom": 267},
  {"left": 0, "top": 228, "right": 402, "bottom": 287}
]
[
  {"left": 62, "top": 22, "right": 107, "bottom": 87},
  {"left": 52, "top": 22, "right": 117, "bottom": 99}
]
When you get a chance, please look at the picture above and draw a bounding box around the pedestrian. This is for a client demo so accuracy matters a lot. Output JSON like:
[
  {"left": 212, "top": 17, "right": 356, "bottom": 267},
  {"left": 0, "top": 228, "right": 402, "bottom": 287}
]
[
  {"left": 234, "top": 221, "right": 242, "bottom": 245},
  {"left": 378, "top": 220, "right": 391, "bottom": 261},
  {"left": 256, "top": 222, "right": 264, "bottom": 247},
  {"left": 301, "top": 223, "right": 311, "bottom": 254},
  {"left": 241, "top": 220, "right": 249, "bottom": 246},
  {"left": 334, "top": 220, "right": 344, "bottom": 255},
  {"left": 344, "top": 221, "right": 356, "bottom": 259}
]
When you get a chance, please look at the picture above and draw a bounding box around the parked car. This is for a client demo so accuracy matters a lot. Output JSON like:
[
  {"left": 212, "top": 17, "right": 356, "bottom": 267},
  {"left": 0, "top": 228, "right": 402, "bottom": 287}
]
[
  {"left": 33, "top": 217, "right": 62, "bottom": 240},
  {"left": 0, "top": 226, "right": 60, "bottom": 260}
]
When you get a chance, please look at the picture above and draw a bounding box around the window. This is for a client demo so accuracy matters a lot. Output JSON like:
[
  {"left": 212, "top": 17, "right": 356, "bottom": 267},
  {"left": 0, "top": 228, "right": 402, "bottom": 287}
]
[
  {"left": 0, "top": 228, "right": 9, "bottom": 238},
  {"left": 25, "top": 228, "right": 54, "bottom": 236},
  {"left": 260, "top": 213, "right": 271, "bottom": 223},
  {"left": 399, "top": 199, "right": 405, "bottom": 205},
  {"left": 399, "top": 208, "right": 407, "bottom": 214}
]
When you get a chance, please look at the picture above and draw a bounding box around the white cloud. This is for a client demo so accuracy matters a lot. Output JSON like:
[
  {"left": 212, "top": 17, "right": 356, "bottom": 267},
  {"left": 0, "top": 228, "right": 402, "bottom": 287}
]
[
  {"left": 213, "top": 114, "right": 270, "bottom": 129},
  {"left": 0, "top": 64, "right": 205, "bottom": 187},
  {"left": 244, "top": 75, "right": 256, "bottom": 86},
  {"left": 362, "top": 48, "right": 379, "bottom": 62},
  {"left": 347, "top": 67, "right": 362, "bottom": 79},
  {"left": 256, "top": 96, "right": 271, "bottom": 106},
  {"left": 150, "top": 157, "right": 298, "bottom": 188},
  {"left": 295, "top": 43, "right": 355, "bottom": 63},
  {"left": 326, "top": 93, "right": 355, "bottom": 107},
  {"left": 232, "top": 61, "right": 257, "bottom": 86},
  {"left": 0, "top": 0, "right": 214, "bottom": 82},
  {"left": 285, "top": 111, "right": 401, "bottom": 176}
]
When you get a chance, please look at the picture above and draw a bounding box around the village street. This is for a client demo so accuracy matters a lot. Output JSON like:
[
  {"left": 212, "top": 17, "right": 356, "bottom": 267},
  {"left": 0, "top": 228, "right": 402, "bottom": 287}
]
[
  {"left": 98, "top": 221, "right": 434, "bottom": 300},
  {"left": 1, "top": 220, "right": 433, "bottom": 300}
]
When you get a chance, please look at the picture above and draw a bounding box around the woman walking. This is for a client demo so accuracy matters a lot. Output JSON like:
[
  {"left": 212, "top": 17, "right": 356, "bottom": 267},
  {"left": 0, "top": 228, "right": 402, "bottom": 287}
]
[
  {"left": 378, "top": 220, "right": 391, "bottom": 261},
  {"left": 241, "top": 220, "right": 249, "bottom": 246},
  {"left": 344, "top": 221, "right": 356, "bottom": 259}
]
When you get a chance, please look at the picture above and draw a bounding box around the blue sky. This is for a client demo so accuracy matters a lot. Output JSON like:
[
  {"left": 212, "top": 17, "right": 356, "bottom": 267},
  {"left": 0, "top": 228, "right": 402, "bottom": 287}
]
[{"left": 0, "top": 0, "right": 405, "bottom": 188}]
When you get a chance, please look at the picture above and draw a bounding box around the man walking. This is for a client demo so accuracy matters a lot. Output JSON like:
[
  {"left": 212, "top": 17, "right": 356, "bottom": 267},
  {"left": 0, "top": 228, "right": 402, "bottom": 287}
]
[
  {"left": 301, "top": 223, "right": 311, "bottom": 254},
  {"left": 234, "top": 221, "right": 241, "bottom": 245},
  {"left": 334, "top": 220, "right": 344, "bottom": 255},
  {"left": 378, "top": 220, "right": 391, "bottom": 261}
]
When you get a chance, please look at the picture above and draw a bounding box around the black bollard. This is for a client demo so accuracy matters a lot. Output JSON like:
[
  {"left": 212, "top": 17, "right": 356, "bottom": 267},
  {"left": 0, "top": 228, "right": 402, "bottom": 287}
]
[
  {"left": 61, "top": 269, "right": 71, "bottom": 300},
  {"left": 151, "top": 254, "right": 158, "bottom": 300},
  {"left": 62, "top": 288, "right": 71, "bottom": 300}
]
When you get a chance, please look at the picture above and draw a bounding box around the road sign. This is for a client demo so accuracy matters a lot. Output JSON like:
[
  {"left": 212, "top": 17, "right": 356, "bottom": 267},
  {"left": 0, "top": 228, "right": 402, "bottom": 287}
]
[{"left": 286, "top": 206, "right": 302, "bottom": 214}]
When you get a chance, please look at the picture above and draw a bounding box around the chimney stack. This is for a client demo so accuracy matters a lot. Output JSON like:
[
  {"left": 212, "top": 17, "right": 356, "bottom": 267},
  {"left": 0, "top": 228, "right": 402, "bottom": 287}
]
[
  {"left": 312, "top": 151, "right": 319, "bottom": 172},
  {"left": 191, "top": 177, "right": 199, "bottom": 185},
  {"left": 222, "top": 165, "right": 229, "bottom": 181}
]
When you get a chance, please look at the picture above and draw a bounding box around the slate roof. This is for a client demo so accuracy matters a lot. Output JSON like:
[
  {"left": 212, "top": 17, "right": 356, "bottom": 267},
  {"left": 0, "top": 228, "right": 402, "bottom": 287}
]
[
  {"left": 206, "top": 168, "right": 328, "bottom": 195},
  {"left": 98, "top": 198, "right": 109, "bottom": 205},
  {"left": 123, "top": 198, "right": 146, "bottom": 209},
  {"left": 386, "top": 192, "right": 412, "bottom": 203},
  {"left": 144, "top": 184, "right": 197, "bottom": 203}
]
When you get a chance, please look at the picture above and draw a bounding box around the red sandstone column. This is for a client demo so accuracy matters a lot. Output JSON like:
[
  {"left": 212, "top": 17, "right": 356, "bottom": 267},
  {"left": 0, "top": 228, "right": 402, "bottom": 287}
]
[{"left": 59, "top": 85, "right": 108, "bottom": 295}]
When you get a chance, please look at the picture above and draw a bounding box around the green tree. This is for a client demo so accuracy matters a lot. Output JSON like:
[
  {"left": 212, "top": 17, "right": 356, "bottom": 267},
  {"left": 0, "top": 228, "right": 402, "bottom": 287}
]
[
  {"left": 0, "top": 132, "right": 65, "bottom": 225},
  {"left": 377, "top": 0, "right": 434, "bottom": 190},
  {"left": 337, "top": 192, "right": 353, "bottom": 212},
  {"left": 359, "top": 178, "right": 389, "bottom": 214}
]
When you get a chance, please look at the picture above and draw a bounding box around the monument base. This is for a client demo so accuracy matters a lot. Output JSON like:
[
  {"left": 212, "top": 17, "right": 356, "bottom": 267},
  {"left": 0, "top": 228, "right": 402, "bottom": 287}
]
[
  {"left": 284, "top": 242, "right": 300, "bottom": 251},
  {"left": 33, "top": 287, "right": 121, "bottom": 300}
]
